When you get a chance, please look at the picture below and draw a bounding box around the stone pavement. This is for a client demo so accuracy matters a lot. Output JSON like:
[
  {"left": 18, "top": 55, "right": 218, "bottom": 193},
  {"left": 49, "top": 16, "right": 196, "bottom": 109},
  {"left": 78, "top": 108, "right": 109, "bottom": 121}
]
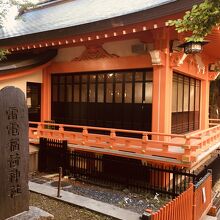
[
  {"left": 6, "top": 206, "right": 54, "bottom": 220},
  {"left": 29, "top": 181, "right": 141, "bottom": 220}
]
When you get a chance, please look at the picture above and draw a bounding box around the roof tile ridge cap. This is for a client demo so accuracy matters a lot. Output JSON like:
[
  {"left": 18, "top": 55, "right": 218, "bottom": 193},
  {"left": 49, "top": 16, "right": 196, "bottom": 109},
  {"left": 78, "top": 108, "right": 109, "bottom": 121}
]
[{"left": 23, "top": 0, "right": 72, "bottom": 14}]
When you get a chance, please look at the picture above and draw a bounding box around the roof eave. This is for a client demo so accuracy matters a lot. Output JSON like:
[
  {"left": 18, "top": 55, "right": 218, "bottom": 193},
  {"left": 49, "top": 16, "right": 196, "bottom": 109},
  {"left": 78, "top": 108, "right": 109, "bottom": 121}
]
[{"left": 0, "top": 0, "right": 204, "bottom": 47}]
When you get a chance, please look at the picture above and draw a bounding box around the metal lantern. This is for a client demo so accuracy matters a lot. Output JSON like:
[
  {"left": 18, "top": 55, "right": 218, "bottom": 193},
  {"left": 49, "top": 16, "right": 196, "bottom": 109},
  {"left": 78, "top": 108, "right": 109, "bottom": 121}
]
[{"left": 179, "top": 41, "right": 208, "bottom": 54}]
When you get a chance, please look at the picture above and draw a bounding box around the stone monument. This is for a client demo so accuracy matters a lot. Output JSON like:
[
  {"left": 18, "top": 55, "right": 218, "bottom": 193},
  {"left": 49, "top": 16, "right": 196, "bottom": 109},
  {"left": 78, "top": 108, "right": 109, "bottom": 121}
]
[{"left": 0, "top": 87, "right": 29, "bottom": 220}]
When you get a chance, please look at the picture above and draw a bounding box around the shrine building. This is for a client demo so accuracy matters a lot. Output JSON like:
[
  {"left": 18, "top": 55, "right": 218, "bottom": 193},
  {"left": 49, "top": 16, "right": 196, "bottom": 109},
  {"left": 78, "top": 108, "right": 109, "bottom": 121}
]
[{"left": 0, "top": 0, "right": 220, "bottom": 171}]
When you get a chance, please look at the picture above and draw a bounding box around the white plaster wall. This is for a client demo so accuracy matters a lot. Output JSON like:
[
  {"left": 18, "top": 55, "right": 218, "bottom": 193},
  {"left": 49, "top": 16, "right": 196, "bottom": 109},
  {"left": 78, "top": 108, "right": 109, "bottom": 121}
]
[
  {"left": 54, "top": 46, "right": 86, "bottom": 62},
  {"left": 54, "top": 39, "right": 142, "bottom": 62},
  {"left": 103, "top": 39, "right": 141, "bottom": 57},
  {"left": 0, "top": 70, "right": 42, "bottom": 97}
]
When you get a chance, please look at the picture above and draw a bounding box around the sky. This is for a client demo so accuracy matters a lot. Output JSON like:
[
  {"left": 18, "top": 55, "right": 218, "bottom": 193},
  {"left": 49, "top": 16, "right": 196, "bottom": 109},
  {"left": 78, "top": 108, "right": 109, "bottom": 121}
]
[{"left": 2, "top": 0, "right": 39, "bottom": 25}]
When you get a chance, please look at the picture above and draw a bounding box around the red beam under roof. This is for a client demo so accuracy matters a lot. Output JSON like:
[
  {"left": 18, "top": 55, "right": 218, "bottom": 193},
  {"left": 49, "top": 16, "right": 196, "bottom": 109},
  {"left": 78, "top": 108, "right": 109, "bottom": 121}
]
[{"left": 205, "top": 29, "right": 220, "bottom": 60}]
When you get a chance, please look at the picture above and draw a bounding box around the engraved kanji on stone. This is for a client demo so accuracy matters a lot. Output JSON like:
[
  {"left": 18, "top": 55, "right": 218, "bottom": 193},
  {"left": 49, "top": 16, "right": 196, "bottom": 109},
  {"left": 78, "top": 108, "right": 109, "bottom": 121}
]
[
  {"left": 6, "top": 107, "right": 18, "bottom": 120},
  {"left": 7, "top": 122, "right": 19, "bottom": 136},
  {"left": 9, "top": 184, "right": 21, "bottom": 198},
  {"left": 8, "top": 168, "right": 20, "bottom": 183},
  {"left": 0, "top": 87, "right": 29, "bottom": 218},
  {"left": 8, "top": 153, "right": 20, "bottom": 168},
  {"left": 8, "top": 138, "right": 20, "bottom": 152}
]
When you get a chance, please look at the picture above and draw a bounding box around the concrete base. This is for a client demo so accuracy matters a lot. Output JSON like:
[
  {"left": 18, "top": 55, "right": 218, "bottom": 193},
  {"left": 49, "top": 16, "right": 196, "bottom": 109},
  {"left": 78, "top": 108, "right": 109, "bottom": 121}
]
[
  {"left": 29, "top": 144, "right": 39, "bottom": 173},
  {"left": 6, "top": 206, "right": 54, "bottom": 220}
]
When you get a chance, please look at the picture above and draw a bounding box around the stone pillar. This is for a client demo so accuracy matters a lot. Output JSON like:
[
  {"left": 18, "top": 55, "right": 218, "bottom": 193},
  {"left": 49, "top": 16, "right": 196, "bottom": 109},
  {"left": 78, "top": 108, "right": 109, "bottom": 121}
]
[{"left": 0, "top": 87, "right": 29, "bottom": 220}]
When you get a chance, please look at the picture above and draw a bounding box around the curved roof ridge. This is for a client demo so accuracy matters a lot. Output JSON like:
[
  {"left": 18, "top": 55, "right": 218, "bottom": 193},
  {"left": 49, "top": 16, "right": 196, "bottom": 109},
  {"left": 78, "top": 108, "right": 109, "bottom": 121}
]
[
  {"left": 0, "top": 0, "right": 176, "bottom": 40},
  {"left": 25, "top": 0, "right": 71, "bottom": 14}
]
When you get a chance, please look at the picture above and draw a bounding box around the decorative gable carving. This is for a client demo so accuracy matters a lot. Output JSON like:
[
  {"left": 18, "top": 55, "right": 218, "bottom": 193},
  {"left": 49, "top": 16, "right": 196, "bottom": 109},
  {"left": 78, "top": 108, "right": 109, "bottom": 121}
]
[
  {"left": 72, "top": 45, "right": 118, "bottom": 61},
  {"left": 194, "top": 55, "right": 205, "bottom": 74},
  {"left": 208, "top": 72, "right": 220, "bottom": 81},
  {"left": 208, "top": 60, "right": 220, "bottom": 80},
  {"left": 170, "top": 52, "right": 187, "bottom": 67},
  {"left": 170, "top": 52, "right": 207, "bottom": 74}
]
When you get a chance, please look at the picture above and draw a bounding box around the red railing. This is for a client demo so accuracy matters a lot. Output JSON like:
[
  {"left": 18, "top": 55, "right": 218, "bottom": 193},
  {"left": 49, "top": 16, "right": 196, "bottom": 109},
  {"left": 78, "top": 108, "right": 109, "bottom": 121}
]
[
  {"left": 152, "top": 183, "right": 194, "bottom": 220},
  {"left": 209, "top": 118, "right": 220, "bottom": 127},
  {"left": 193, "top": 172, "right": 213, "bottom": 220},
  {"left": 29, "top": 120, "right": 220, "bottom": 167},
  {"left": 150, "top": 172, "right": 212, "bottom": 220}
]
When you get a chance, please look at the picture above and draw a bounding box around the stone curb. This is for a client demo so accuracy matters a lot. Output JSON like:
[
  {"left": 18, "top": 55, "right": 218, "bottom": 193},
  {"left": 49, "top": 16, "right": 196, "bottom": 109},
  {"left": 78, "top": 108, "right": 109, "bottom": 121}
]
[
  {"left": 6, "top": 206, "right": 54, "bottom": 220},
  {"left": 29, "top": 181, "right": 141, "bottom": 220}
]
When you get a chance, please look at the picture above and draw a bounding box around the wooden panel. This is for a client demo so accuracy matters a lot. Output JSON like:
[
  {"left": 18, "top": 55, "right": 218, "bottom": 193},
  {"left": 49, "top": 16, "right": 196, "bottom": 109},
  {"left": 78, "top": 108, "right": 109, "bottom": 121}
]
[{"left": 51, "top": 70, "right": 153, "bottom": 134}]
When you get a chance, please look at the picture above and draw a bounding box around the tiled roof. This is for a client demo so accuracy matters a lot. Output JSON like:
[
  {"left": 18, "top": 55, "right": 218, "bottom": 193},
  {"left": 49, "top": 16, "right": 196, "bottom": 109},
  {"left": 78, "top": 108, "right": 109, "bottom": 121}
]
[
  {"left": 0, "top": 0, "right": 176, "bottom": 40},
  {"left": 0, "top": 49, "right": 57, "bottom": 74}
]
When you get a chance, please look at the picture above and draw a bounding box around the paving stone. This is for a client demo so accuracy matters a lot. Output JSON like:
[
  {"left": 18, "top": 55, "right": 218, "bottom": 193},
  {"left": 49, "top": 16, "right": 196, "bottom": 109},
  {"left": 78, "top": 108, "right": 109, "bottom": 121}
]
[{"left": 6, "top": 206, "right": 54, "bottom": 220}]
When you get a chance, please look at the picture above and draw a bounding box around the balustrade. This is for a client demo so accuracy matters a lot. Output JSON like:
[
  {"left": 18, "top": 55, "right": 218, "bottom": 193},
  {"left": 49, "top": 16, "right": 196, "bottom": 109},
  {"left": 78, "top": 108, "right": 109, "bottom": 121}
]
[{"left": 29, "top": 120, "right": 220, "bottom": 167}]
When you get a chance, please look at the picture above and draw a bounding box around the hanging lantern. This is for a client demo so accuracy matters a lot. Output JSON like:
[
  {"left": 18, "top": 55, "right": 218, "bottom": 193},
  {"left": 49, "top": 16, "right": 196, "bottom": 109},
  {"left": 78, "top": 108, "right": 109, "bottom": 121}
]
[{"left": 178, "top": 41, "right": 208, "bottom": 54}]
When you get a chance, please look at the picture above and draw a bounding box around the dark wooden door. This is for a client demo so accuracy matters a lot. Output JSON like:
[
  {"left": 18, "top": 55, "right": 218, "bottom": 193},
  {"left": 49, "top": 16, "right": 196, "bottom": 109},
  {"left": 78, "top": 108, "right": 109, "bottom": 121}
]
[{"left": 27, "top": 82, "right": 41, "bottom": 122}]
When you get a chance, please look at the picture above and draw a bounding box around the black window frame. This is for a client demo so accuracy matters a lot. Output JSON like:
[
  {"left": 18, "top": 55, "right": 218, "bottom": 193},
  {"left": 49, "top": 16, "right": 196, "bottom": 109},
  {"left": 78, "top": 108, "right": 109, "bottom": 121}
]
[
  {"left": 51, "top": 69, "right": 153, "bottom": 132},
  {"left": 172, "top": 72, "right": 201, "bottom": 134}
]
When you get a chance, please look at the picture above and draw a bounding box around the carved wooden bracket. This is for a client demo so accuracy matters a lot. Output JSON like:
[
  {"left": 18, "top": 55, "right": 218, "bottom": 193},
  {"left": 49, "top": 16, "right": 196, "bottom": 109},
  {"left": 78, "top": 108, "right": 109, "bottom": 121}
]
[
  {"left": 72, "top": 45, "right": 118, "bottom": 61},
  {"left": 170, "top": 52, "right": 186, "bottom": 67},
  {"left": 170, "top": 52, "right": 207, "bottom": 75},
  {"left": 148, "top": 50, "right": 165, "bottom": 65},
  {"left": 208, "top": 72, "right": 219, "bottom": 81},
  {"left": 194, "top": 55, "right": 206, "bottom": 74}
]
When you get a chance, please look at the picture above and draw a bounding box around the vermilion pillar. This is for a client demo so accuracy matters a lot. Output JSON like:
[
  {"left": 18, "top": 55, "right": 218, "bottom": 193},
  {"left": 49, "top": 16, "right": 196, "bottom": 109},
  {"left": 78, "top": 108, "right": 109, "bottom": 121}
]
[
  {"left": 151, "top": 29, "right": 173, "bottom": 135},
  {"left": 41, "top": 67, "right": 51, "bottom": 121},
  {"left": 200, "top": 78, "right": 210, "bottom": 130}
]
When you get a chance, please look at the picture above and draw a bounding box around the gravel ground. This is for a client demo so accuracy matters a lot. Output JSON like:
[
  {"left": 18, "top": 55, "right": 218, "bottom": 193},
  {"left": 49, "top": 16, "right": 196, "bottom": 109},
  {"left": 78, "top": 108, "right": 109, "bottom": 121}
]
[
  {"left": 213, "top": 178, "right": 220, "bottom": 194},
  {"left": 61, "top": 180, "right": 170, "bottom": 214},
  {"left": 30, "top": 174, "right": 170, "bottom": 215},
  {"left": 30, "top": 192, "right": 115, "bottom": 220}
]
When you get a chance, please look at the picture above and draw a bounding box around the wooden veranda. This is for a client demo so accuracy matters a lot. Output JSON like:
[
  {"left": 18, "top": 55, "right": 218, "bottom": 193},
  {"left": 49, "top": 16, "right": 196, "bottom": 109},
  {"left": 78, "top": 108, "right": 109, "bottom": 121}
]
[{"left": 29, "top": 119, "right": 220, "bottom": 168}]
